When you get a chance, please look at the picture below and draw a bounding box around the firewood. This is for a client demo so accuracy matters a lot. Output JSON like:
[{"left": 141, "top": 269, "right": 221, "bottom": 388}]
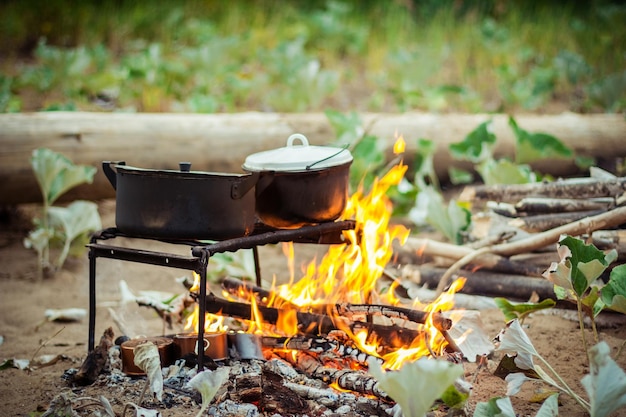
[
  {"left": 277, "top": 351, "right": 391, "bottom": 401},
  {"left": 261, "top": 335, "right": 384, "bottom": 367},
  {"left": 460, "top": 177, "right": 626, "bottom": 204},
  {"left": 401, "top": 237, "right": 545, "bottom": 277},
  {"left": 73, "top": 327, "right": 114, "bottom": 386},
  {"left": 509, "top": 210, "right": 606, "bottom": 232},
  {"left": 398, "top": 264, "right": 556, "bottom": 300},
  {"left": 515, "top": 197, "right": 614, "bottom": 214},
  {"left": 197, "top": 293, "right": 424, "bottom": 348},
  {"left": 435, "top": 206, "right": 626, "bottom": 295}
]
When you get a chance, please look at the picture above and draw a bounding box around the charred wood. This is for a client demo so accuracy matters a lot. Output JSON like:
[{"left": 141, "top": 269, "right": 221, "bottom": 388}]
[
  {"left": 73, "top": 327, "right": 114, "bottom": 386},
  {"left": 277, "top": 351, "right": 391, "bottom": 401},
  {"left": 261, "top": 335, "right": 383, "bottom": 367},
  {"left": 197, "top": 293, "right": 423, "bottom": 348}
]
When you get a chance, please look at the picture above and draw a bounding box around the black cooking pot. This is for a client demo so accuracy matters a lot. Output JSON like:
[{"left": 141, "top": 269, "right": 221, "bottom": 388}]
[
  {"left": 103, "top": 161, "right": 258, "bottom": 240},
  {"left": 243, "top": 134, "right": 353, "bottom": 229}
]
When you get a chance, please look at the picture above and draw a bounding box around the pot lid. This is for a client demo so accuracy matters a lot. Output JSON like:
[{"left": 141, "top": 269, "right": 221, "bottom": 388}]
[{"left": 242, "top": 134, "right": 353, "bottom": 172}]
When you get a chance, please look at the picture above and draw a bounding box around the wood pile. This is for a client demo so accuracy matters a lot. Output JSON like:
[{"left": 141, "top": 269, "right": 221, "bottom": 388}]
[{"left": 395, "top": 172, "right": 626, "bottom": 302}]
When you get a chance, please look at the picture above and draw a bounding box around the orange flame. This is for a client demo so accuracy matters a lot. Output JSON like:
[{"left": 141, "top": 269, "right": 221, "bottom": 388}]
[{"left": 221, "top": 136, "right": 463, "bottom": 369}]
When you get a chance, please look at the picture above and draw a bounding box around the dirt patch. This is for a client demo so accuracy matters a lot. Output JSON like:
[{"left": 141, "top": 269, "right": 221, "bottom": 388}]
[{"left": 0, "top": 200, "right": 624, "bottom": 416}]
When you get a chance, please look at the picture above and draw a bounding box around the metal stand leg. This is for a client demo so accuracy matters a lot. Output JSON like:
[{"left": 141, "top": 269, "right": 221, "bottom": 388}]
[
  {"left": 252, "top": 245, "right": 262, "bottom": 287},
  {"left": 88, "top": 246, "right": 97, "bottom": 351},
  {"left": 196, "top": 250, "right": 209, "bottom": 372}
]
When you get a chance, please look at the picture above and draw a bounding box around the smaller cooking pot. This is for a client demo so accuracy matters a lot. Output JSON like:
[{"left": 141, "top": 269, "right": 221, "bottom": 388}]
[
  {"left": 103, "top": 162, "right": 258, "bottom": 240},
  {"left": 243, "top": 134, "right": 353, "bottom": 229}
]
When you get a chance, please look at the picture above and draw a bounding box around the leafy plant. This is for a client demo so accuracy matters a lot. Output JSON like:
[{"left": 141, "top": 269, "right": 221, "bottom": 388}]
[
  {"left": 450, "top": 117, "right": 572, "bottom": 186},
  {"left": 473, "top": 393, "right": 559, "bottom": 417},
  {"left": 23, "top": 148, "right": 100, "bottom": 279},
  {"left": 543, "top": 235, "right": 624, "bottom": 350}
]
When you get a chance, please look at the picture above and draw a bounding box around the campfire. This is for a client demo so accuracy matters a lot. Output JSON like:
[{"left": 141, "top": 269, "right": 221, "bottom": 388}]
[{"left": 79, "top": 135, "right": 474, "bottom": 416}]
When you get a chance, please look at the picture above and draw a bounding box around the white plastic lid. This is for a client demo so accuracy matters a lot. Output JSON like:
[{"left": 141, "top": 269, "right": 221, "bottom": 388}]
[{"left": 242, "top": 133, "right": 353, "bottom": 172}]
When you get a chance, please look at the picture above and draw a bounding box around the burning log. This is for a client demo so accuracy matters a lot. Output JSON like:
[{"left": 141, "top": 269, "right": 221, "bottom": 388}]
[
  {"left": 261, "top": 335, "right": 384, "bottom": 367},
  {"left": 221, "top": 276, "right": 452, "bottom": 332},
  {"left": 73, "top": 327, "right": 114, "bottom": 386},
  {"left": 276, "top": 351, "right": 391, "bottom": 401},
  {"left": 198, "top": 293, "right": 428, "bottom": 348}
]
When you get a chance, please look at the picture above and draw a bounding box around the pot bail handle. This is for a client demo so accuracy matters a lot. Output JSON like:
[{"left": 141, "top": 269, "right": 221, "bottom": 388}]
[
  {"left": 306, "top": 144, "right": 349, "bottom": 170},
  {"left": 102, "top": 161, "right": 126, "bottom": 190},
  {"left": 287, "top": 133, "right": 309, "bottom": 147}
]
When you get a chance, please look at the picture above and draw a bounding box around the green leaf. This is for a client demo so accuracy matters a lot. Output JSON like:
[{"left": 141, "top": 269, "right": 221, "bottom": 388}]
[
  {"left": 368, "top": 357, "right": 463, "bottom": 417},
  {"left": 509, "top": 116, "right": 572, "bottom": 164},
  {"left": 472, "top": 396, "right": 516, "bottom": 417},
  {"left": 601, "top": 264, "right": 626, "bottom": 314},
  {"left": 325, "top": 109, "right": 364, "bottom": 147},
  {"left": 559, "top": 236, "right": 613, "bottom": 297},
  {"left": 440, "top": 383, "right": 469, "bottom": 409},
  {"left": 448, "top": 166, "right": 474, "bottom": 185},
  {"left": 478, "top": 158, "right": 536, "bottom": 186},
  {"left": 30, "top": 148, "right": 96, "bottom": 205},
  {"left": 449, "top": 120, "right": 496, "bottom": 163},
  {"left": 493, "top": 298, "right": 556, "bottom": 322},
  {"left": 581, "top": 341, "right": 626, "bottom": 417}
]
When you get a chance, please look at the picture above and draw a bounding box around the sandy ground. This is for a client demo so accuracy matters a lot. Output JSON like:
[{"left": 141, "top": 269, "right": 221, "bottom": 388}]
[{"left": 1, "top": 200, "right": 625, "bottom": 416}]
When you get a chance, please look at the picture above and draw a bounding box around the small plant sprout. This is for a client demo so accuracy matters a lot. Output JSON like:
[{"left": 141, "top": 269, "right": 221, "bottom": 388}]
[{"left": 542, "top": 235, "right": 621, "bottom": 351}]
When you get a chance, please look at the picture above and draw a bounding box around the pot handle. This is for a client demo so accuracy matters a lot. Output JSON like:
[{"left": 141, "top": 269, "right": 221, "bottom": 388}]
[
  {"left": 102, "top": 161, "right": 126, "bottom": 190},
  {"left": 231, "top": 171, "right": 260, "bottom": 200},
  {"left": 287, "top": 133, "right": 309, "bottom": 147}
]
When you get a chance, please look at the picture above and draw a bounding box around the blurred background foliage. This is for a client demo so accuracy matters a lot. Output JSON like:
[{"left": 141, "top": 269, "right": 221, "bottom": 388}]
[{"left": 1, "top": 0, "right": 624, "bottom": 113}]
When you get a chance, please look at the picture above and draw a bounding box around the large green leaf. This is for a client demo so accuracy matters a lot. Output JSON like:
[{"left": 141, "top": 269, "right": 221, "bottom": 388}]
[
  {"left": 600, "top": 264, "right": 626, "bottom": 314},
  {"left": 472, "top": 396, "right": 516, "bottom": 417},
  {"left": 30, "top": 148, "right": 97, "bottom": 205},
  {"left": 449, "top": 120, "right": 496, "bottom": 163},
  {"left": 509, "top": 117, "right": 572, "bottom": 164}
]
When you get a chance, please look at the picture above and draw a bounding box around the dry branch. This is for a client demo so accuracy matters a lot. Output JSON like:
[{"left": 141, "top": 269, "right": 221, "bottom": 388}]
[
  {"left": 510, "top": 209, "right": 606, "bottom": 232},
  {"left": 515, "top": 197, "right": 614, "bottom": 214}
]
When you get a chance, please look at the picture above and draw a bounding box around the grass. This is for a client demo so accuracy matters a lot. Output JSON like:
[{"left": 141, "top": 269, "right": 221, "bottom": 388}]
[{"left": 1, "top": 0, "right": 624, "bottom": 113}]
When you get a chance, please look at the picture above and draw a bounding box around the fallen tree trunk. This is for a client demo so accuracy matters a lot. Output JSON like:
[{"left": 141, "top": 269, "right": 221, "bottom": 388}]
[{"left": 1, "top": 111, "right": 625, "bottom": 205}]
